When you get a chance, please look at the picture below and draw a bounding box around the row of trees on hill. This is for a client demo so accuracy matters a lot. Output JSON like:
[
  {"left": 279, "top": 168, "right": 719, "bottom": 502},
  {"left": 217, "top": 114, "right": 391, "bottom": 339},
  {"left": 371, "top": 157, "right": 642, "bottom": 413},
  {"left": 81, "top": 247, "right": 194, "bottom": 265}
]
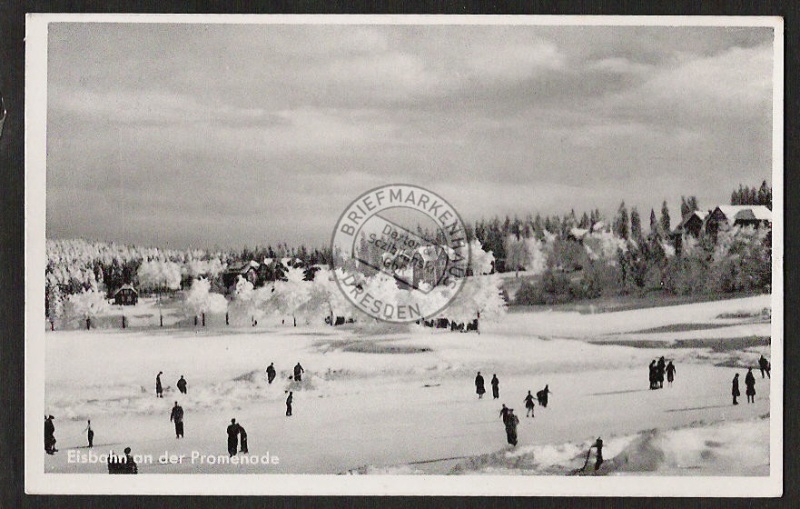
[{"left": 49, "top": 241, "right": 508, "bottom": 330}]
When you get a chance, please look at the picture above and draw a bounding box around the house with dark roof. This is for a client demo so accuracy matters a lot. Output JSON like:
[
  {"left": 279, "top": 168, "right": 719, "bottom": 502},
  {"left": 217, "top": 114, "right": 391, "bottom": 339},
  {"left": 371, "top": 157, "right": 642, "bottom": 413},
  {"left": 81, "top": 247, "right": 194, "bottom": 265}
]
[
  {"left": 114, "top": 284, "right": 138, "bottom": 306},
  {"left": 222, "top": 260, "right": 260, "bottom": 292},
  {"left": 673, "top": 210, "right": 710, "bottom": 238},
  {"left": 704, "top": 205, "right": 772, "bottom": 239}
]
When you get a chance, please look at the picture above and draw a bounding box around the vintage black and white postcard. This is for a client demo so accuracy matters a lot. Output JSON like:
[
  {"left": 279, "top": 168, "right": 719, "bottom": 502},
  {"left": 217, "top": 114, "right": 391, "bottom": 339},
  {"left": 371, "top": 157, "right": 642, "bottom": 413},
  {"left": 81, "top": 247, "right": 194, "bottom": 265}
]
[{"left": 25, "top": 14, "right": 783, "bottom": 496}]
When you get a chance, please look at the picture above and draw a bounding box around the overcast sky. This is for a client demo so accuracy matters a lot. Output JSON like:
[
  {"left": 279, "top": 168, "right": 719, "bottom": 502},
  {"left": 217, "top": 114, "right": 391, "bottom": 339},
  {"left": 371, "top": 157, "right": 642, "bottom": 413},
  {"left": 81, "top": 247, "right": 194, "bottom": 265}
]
[{"left": 46, "top": 21, "right": 775, "bottom": 250}]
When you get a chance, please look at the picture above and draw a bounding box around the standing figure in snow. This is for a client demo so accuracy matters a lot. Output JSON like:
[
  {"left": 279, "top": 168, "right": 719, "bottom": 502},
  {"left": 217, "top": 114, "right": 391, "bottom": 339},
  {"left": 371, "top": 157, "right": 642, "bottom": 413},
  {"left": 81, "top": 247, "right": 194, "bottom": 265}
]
[
  {"left": 293, "top": 362, "right": 305, "bottom": 382},
  {"left": 266, "top": 363, "right": 276, "bottom": 384},
  {"left": 505, "top": 409, "right": 520, "bottom": 446},
  {"left": 177, "top": 375, "right": 187, "bottom": 394},
  {"left": 648, "top": 361, "right": 657, "bottom": 390},
  {"left": 170, "top": 401, "right": 184, "bottom": 438},
  {"left": 657, "top": 356, "right": 666, "bottom": 389},
  {"left": 732, "top": 373, "right": 741, "bottom": 405},
  {"left": 286, "top": 391, "right": 294, "bottom": 416},
  {"left": 759, "top": 355, "right": 771, "bottom": 379},
  {"left": 85, "top": 420, "right": 94, "bottom": 448},
  {"left": 44, "top": 415, "right": 56, "bottom": 454},
  {"left": 499, "top": 404, "right": 510, "bottom": 424},
  {"left": 666, "top": 361, "right": 676, "bottom": 387},
  {"left": 239, "top": 424, "right": 248, "bottom": 453},
  {"left": 156, "top": 371, "right": 164, "bottom": 398},
  {"left": 745, "top": 368, "right": 757, "bottom": 403},
  {"left": 590, "top": 437, "right": 604, "bottom": 471},
  {"left": 524, "top": 390, "right": 536, "bottom": 417},
  {"left": 491, "top": 374, "right": 500, "bottom": 399},
  {"left": 226, "top": 419, "right": 240, "bottom": 457},
  {"left": 536, "top": 385, "right": 551, "bottom": 408},
  {"left": 475, "top": 372, "right": 486, "bottom": 399}
]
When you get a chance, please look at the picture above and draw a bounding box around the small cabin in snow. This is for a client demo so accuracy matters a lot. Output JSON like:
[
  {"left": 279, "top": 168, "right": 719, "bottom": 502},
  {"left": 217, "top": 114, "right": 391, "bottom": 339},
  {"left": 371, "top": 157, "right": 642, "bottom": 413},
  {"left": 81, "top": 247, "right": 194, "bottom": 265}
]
[{"left": 114, "top": 284, "right": 139, "bottom": 306}]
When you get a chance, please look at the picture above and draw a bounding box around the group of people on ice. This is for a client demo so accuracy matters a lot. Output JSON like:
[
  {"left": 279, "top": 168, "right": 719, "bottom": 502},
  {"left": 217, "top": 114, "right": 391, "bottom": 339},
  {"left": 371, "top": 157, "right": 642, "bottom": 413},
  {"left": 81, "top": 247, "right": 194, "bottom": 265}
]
[
  {"left": 226, "top": 418, "right": 249, "bottom": 456},
  {"left": 266, "top": 361, "right": 305, "bottom": 384},
  {"left": 648, "top": 357, "right": 676, "bottom": 390},
  {"left": 155, "top": 371, "right": 189, "bottom": 398},
  {"left": 477, "top": 372, "right": 552, "bottom": 446}
]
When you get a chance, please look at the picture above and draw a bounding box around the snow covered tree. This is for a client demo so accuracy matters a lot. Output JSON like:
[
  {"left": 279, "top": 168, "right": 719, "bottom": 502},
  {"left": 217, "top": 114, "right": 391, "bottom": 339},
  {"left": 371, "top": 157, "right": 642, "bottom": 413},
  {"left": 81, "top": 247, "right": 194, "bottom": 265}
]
[
  {"left": 613, "top": 201, "right": 629, "bottom": 240},
  {"left": 65, "top": 289, "right": 109, "bottom": 330},
  {"left": 630, "top": 207, "right": 642, "bottom": 240},
  {"left": 504, "top": 235, "right": 529, "bottom": 277},
  {"left": 183, "top": 277, "right": 228, "bottom": 326},
  {"left": 468, "top": 239, "right": 495, "bottom": 276},
  {"left": 228, "top": 276, "right": 269, "bottom": 326},
  {"left": 660, "top": 200, "right": 671, "bottom": 233},
  {"left": 46, "top": 283, "right": 64, "bottom": 330},
  {"left": 309, "top": 268, "right": 356, "bottom": 325},
  {"left": 437, "top": 274, "right": 507, "bottom": 329},
  {"left": 524, "top": 236, "right": 549, "bottom": 276},
  {"left": 267, "top": 267, "right": 312, "bottom": 326}
]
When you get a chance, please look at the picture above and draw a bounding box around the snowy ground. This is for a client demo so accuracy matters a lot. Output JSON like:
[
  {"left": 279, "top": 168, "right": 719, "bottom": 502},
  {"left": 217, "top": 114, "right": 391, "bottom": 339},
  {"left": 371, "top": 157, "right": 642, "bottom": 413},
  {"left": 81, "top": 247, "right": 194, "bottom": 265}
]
[{"left": 44, "top": 295, "right": 771, "bottom": 475}]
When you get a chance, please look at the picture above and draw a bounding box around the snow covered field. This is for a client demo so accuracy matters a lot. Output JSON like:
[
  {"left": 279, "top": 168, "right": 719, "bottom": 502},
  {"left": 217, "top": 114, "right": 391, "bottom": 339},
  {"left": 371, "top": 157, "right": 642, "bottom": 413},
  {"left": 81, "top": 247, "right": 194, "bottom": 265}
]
[{"left": 44, "top": 295, "right": 772, "bottom": 476}]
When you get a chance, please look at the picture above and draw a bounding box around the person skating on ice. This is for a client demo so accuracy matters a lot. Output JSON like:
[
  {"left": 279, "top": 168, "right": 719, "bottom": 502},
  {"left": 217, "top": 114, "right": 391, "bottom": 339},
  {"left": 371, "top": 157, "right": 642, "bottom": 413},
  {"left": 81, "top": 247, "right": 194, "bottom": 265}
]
[
  {"left": 475, "top": 371, "right": 486, "bottom": 399},
  {"left": 491, "top": 374, "right": 500, "bottom": 399},
  {"left": 505, "top": 408, "right": 520, "bottom": 446},
  {"left": 227, "top": 419, "right": 240, "bottom": 456},
  {"left": 266, "top": 362, "right": 276, "bottom": 384},
  {"left": 758, "top": 355, "right": 771, "bottom": 379},
  {"left": 524, "top": 390, "right": 535, "bottom": 418},
  {"left": 536, "top": 385, "right": 551, "bottom": 407},
  {"left": 745, "top": 367, "right": 756, "bottom": 403},
  {"left": 666, "top": 361, "right": 676, "bottom": 387},
  {"left": 732, "top": 373, "right": 741, "bottom": 405},
  {"left": 657, "top": 356, "right": 666, "bottom": 389},
  {"left": 170, "top": 401, "right": 184, "bottom": 438},
  {"left": 286, "top": 391, "right": 293, "bottom": 416},
  {"left": 239, "top": 424, "right": 248, "bottom": 453},
  {"left": 84, "top": 419, "right": 94, "bottom": 448},
  {"left": 499, "top": 404, "right": 510, "bottom": 424},
  {"left": 156, "top": 371, "right": 164, "bottom": 398},
  {"left": 293, "top": 362, "right": 304, "bottom": 382},
  {"left": 177, "top": 375, "right": 187, "bottom": 394},
  {"left": 44, "top": 415, "right": 57, "bottom": 454}
]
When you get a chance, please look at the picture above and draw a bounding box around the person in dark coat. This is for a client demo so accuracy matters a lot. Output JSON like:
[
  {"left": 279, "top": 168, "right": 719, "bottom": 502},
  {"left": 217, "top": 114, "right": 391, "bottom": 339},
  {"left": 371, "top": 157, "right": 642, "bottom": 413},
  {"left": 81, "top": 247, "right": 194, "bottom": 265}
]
[
  {"left": 44, "top": 415, "right": 56, "bottom": 454},
  {"left": 759, "top": 355, "right": 771, "bottom": 379},
  {"left": 156, "top": 371, "right": 164, "bottom": 398},
  {"left": 177, "top": 375, "right": 187, "bottom": 394},
  {"left": 590, "top": 437, "right": 604, "bottom": 471},
  {"left": 648, "top": 360, "right": 657, "bottom": 390},
  {"left": 293, "top": 362, "right": 305, "bottom": 382},
  {"left": 286, "top": 391, "right": 293, "bottom": 416},
  {"left": 109, "top": 447, "right": 138, "bottom": 474},
  {"left": 657, "top": 356, "right": 666, "bottom": 388},
  {"left": 732, "top": 373, "right": 741, "bottom": 405},
  {"left": 524, "top": 390, "right": 535, "bottom": 417},
  {"left": 475, "top": 372, "right": 486, "bottom": 399},
  {"left": 123, "top": 447, "right": 138, "bottom": 474},
  {"left": 745, "top": 368, "right": 756, "bottom": 403},
  {"left": 505, "top": 409, "right": 520, "bottom": 446},
  {"left": 536, "top": 385, "right": 551, "bottom": 408},
  {"left": 266, "top": 363, "right": 276, "bottom": 384},
  {"left": 85, "top": 420, "right": 94, "bottom": 448},
  {"left": 666, "top": 361, "right": 676, "bottom": 387},
  {"left": 499, "top": 404, "right": 510, "bottom": 424},
  {"left": 170, "top": 401, "right": 184, "bottom": 438},
  {"left": 239, "top": 425, "right": 248, "bottom": 453},
  {"left": 491, "top": 374, "right": 500, "bottom": 399},
  {"left": 227, "top": 419, "right": 240, "bottom": 456}
]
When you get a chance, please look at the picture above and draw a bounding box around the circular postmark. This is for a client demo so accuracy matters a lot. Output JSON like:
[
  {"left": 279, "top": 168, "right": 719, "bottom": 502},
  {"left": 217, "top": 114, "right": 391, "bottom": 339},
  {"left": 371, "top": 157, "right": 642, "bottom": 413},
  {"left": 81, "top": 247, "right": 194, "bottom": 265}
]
[{"left": 331, "top": 184, "right": 470, "bottom": 323}]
